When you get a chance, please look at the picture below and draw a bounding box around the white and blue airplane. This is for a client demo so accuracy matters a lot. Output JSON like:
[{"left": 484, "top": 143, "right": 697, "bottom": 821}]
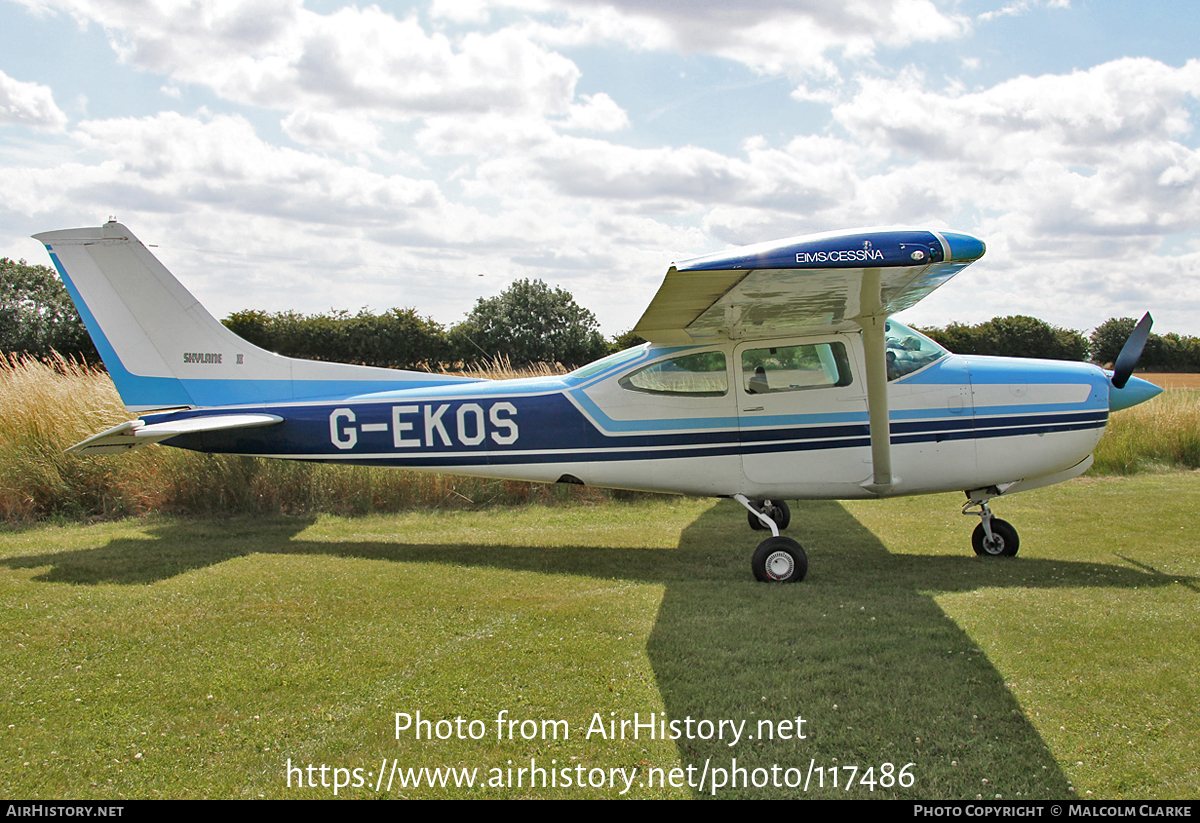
[{"left": 35, "top": 221, "right": 1161, "bottom": 583}]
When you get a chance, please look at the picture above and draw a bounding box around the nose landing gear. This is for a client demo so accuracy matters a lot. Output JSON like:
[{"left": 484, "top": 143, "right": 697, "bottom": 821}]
[{"left": 963, "top": 491, "right": 1020, "bottom": 557}]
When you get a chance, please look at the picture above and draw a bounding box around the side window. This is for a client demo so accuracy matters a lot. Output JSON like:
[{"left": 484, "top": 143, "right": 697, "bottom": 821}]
[
  {"left": 885, "top": 320, "right": 947, "bottom": 381},
  {"left": 741, "top": 342, "right": 852, "bottom": 394},
  {"left": 619, "top": 351, "right": 728, "bottom": 396}
]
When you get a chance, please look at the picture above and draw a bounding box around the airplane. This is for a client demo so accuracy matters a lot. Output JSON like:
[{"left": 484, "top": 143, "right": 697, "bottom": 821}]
[{"left": 34, "top": 221, "right": 1162, "bottom": 583}]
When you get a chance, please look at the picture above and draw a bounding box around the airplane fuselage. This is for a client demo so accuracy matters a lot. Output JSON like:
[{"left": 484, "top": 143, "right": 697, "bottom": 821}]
[{"left": 151, "top": 331, "right": 1113, "bottom": 501}]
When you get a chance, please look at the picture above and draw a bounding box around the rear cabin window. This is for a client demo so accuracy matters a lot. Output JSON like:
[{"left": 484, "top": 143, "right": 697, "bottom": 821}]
[
  {"left": 619, "top": 351, "right": 728, "bottom": 396},
  {"left": 741, "top": 342, "right": 853, "bottom": 394}
]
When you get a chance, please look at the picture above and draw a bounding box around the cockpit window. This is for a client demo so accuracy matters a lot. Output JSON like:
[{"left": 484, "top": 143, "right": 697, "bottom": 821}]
[
  {"left": 740, "top": 342, "right": 853, "bottom": 394},
  {"left": 886, "top": 320, "right": 947, "bottom": 380},
  {"left": 568, "top": 346, "right": 646, "bottom": 381},
  {"left": 619, "top": 351, "right": 728, "bottom": 396}
]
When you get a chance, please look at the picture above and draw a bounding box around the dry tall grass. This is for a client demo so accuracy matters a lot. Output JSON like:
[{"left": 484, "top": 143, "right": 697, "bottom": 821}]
[
  {"left": 1090, "top": 389, "right": 1200, "bottom": 474},
  {"left": 0, "top": 356, "right": 604, "bottom": 523},
  {"left": 447, "top": 355, "right": 569, "bottom": 380}
]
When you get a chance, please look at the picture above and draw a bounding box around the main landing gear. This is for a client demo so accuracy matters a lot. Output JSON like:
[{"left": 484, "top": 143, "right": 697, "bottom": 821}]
[
  {"left": 962, "top": 490, "right": 1020, "bottom": 557},
  {"left": 751, "top": 536, "right": 808, "bottom": 583},
  {"left": 735, "top": 494, "right": 807, "bottom": 583},
  {"left": 746, "top": 499, "right": 791, "bottom": 531}
]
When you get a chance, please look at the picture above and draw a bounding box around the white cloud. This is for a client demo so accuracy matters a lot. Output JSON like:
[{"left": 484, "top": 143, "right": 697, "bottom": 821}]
[
  {"left": 527, "top": 0, "right": 969, "bottom": 76},
  {"left": 428, "top": 0, "right": 494, "bottom": 25},
  {"left": 1, "top": 106, "right": 693, "bottom": 328},
  {"left": 20, "top": 0, "right": 587, "bottom": 121},
  {"left": 978, "top": 0, "right": 1070, "bottom": 23},
  {"left": 0, "top": 70, "right": 68, "bottom": 130},
  {"left": 281, "top": 109, "right": 383, "bottom": 154},
  {"left": 557, "top": 93, "right": 629, "bottom": 132},
  {"left": 828, "top": 59, "right": 1200, "bottom": 238},
  {"left": 71, "top": 112, "right": 449, "bottom": 226}
]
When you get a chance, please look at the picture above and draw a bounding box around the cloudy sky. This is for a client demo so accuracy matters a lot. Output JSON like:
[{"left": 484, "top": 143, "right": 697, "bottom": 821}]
[{"left": 2, "top": 0, "right": 1199, "bottom": 340}]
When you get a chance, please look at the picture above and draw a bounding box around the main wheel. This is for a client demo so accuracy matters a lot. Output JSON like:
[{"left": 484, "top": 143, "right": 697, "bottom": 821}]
[
  {"left": 972, "top": 518, "right": 1019, "bottom": 557},
  {"left": 751, "top": 536, "right": 808, "bottom": 582},
  {"left": 747, "top": 500, "right": 791, "bottom": 531}
]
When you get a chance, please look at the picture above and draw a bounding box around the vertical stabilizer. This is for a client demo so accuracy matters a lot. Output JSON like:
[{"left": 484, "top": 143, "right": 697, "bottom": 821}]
[{"left": 35, "top": 222, "right": 473, "bottom": 411}]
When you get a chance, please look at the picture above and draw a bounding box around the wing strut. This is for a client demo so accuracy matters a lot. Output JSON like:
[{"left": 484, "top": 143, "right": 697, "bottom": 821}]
[{"left": 856, "top": 268, "right": 896, "bottom": 495}]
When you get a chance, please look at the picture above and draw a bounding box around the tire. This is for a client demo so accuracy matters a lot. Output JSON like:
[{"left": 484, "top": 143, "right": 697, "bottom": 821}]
[
  {"left": 767, "top": 500, "right": 791, "bottom": 530},
  {"left": 751, "top": 536, "right": 808, "bottom": 582},
  {"left": 747, "top": 500, "right": 791, "bottom": 531},
  {"left": 748, "top": 504, "right": 766, "bottom": 530},
  {"left": 972, "top": 519, "right": 1019, "bottom": 557}
]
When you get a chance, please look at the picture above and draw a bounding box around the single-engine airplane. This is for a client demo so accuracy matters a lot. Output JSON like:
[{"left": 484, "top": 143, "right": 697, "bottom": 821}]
[{"left": 36, "top": 222, "right": 1162, "bottom": 582}]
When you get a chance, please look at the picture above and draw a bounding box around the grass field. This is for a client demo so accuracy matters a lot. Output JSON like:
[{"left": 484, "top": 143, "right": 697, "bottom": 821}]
[{"left": 2, "top": 475, "right": 1197, "bottom": 799}]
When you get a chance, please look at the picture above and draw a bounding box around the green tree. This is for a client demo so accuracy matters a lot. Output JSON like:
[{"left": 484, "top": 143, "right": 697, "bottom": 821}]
[
  {"left": 0, "top": 258, "right": 99, "bottom": 362},
  {"left": 1090, "top": 317, "right": 1140, "bottom": 367},
  {"left": 222, "top": 309, "right": 276, "bottom": 351},
  {"left": 920, "top": 315, "right": 1088, "bottom": 361},
  {"left": 610, "top": 328, "right": 648, "bottom": 352},
  {"left": 1089, "top": 318, "right": 1200, "bottom": 371},
  {"left": 222, "top": 307, "right": 450, "bottom": 369},
  {"left": 451, "top": 278, "right": 609, "bottom": 368}
]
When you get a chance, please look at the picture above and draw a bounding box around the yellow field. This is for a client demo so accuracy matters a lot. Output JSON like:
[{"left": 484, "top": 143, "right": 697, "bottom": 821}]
[{"left": 1137, "top": 372, "right": 1200, "bottom": 389}]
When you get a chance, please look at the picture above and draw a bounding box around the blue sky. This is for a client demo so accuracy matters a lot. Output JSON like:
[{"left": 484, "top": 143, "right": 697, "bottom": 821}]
[{"left": 3, "top": 0, "right": 1199, "bottom": 338}]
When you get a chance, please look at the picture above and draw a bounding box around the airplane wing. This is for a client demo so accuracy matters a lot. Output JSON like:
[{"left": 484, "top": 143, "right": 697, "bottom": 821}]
[
  {"left": 632, "top": 227, "right": 987, "bottom": 496},
  {"left": 633, "top": 228, "right": 986, "bottom": 344},
  {"left": 67, "top": 413, "right": 283, "bottom": 455}
]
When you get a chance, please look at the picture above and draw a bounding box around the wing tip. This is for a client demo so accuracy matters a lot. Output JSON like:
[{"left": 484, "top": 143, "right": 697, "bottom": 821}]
[{"left": 939, "top": 231, "right": 986, "bottom": 262}]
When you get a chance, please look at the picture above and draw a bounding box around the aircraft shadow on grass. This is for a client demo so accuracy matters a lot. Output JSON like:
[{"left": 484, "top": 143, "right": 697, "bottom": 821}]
[{"left": 4, "top": 499, "right": 1190, "bottom": 798}]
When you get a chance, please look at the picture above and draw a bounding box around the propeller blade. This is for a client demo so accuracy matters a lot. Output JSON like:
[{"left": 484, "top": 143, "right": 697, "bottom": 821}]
[{"left": 1111, "top": 312, "right": 1153, "bottom": 390}]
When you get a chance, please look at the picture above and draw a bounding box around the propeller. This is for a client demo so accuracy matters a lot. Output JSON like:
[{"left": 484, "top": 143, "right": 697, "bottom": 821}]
[{"left": 1111, "top": 312, "right": 1153, "bottom": 390}]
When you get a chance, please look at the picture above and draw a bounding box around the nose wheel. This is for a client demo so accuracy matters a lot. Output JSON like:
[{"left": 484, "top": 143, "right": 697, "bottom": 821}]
[
  {"left": 963, "top": 493, "right": 1020, "bottom": 557},
  {"left": 972, "top": 518, "right": 1019, "bottom": 556}
]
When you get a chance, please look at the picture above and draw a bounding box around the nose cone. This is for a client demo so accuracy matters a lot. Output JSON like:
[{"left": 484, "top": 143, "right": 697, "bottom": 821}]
[{"left": 1109, "top": 375, "right": 1162, "bottom": 412}]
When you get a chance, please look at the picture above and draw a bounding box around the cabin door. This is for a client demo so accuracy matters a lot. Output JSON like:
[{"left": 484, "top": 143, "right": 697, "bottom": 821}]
[{"left": 735, "top": 335, "right": 871, "bottom": 493}]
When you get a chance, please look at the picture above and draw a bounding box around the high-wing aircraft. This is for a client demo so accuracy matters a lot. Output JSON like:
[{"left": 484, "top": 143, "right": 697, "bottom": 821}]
[{"left": 35, "top": 222, "right": 1162, "bottom": 583}]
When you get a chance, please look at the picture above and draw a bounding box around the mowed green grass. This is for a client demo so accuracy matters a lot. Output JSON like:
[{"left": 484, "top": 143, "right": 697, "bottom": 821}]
[{"left": 1, "top": 476, "right": 1197, "bottom": 799}]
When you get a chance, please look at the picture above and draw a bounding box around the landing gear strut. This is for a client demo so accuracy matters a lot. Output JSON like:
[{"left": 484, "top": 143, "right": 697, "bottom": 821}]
[
  {"left": 963, "top": 491, "right": 1020, "bottom": 557},
  {"left": 735, "top": 494, "right": 807, "bottom": 582}
]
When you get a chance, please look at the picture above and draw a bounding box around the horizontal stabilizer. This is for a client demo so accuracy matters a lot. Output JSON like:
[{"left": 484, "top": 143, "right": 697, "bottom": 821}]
[{"left": 67, "top": 414, "right": 283, "bottom": 455}]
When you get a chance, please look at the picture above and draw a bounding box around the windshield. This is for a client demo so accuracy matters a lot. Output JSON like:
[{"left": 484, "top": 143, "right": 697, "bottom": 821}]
[
  {"left": 567, "top": 345, "right": 648, "bottom": 381},
  {"left": 885, "top": 320, "right": 947, "bottom": 380}
]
